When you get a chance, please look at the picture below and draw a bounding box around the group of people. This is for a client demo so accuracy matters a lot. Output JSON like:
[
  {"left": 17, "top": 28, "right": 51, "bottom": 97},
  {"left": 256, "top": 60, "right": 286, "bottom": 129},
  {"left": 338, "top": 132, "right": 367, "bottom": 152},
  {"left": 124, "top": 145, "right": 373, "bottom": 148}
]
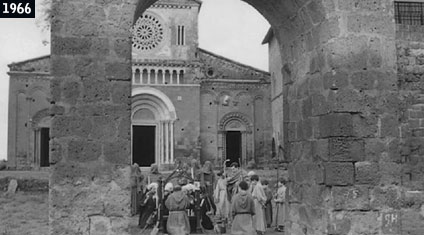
[
  {"left": 215, "top": 162, "right": 287, "bottom": 235},
  {"left": 130, "top": 160, "right": 287, "bottom": 235}
]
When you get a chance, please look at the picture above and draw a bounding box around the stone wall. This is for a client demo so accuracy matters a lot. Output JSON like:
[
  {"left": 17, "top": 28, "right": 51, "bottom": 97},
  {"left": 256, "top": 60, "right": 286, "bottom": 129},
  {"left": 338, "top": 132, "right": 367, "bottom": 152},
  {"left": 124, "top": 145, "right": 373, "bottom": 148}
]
[
  {"left": 7, "top": 72, "right": 51, "bottom": 170},
  {"left": 49, "top": 0, "right": 424, "bottom": 234},
  {"left": 395, "top": 23, "right": 424, "bottom": 235},
  {"left": 49, "top": 0, "right": 136, "bottom": 234},
  {"left": 272, "top": 0, "right": 401, "bottom": 234}
]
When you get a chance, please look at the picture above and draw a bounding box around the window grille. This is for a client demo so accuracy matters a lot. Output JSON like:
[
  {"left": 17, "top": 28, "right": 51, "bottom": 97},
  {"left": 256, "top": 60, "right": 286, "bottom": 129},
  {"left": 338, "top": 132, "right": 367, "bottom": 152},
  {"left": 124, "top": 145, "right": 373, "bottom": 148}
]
[{"left": 395, "top": 1, "right": 424, "bottom": 25}]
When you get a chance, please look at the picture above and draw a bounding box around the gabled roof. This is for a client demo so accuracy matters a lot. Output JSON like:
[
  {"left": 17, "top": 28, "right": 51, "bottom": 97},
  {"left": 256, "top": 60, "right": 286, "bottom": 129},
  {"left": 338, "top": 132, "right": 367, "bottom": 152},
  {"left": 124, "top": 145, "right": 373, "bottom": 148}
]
[
  {"left": 8, "top": 55, "right": 50, "bottom": 73},
  {"left": 261, "top": 27, "right": 274, "bottom": 45},
  {"left": 197, "top": 48, "right": 270, "bottom": 82}
]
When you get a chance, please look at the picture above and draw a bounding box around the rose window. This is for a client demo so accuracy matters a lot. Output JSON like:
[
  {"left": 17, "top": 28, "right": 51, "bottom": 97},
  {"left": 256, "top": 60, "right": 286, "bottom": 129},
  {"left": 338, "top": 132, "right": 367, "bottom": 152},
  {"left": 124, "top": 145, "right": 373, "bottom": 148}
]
[{"left": 132, "top": 14, "right": 164, "bottom": 50}]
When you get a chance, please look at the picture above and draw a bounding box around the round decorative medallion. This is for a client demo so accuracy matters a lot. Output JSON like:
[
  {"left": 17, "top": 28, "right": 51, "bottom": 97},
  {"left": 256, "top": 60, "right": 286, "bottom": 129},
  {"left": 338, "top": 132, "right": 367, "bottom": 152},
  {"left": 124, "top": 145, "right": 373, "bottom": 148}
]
[{"left": 132, "top": 14, "right": 164, "bottom": 51}]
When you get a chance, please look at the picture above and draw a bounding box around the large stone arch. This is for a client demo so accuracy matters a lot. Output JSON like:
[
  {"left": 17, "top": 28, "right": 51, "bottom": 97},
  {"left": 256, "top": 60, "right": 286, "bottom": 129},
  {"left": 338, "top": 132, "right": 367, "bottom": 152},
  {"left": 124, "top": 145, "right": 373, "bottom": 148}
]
[
  {"left": 132, "top": 87, "right": 177, "bottom": 166},
  {"left": 50, "top": 0, "right": 399, "bottom": 234}
]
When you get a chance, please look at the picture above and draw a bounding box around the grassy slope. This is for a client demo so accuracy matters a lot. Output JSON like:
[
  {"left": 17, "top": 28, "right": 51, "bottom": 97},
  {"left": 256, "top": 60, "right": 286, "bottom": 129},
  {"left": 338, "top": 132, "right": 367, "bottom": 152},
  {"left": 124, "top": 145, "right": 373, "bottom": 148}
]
[{"left": 0, "top": 192, "right": 48, "bottom": 235}]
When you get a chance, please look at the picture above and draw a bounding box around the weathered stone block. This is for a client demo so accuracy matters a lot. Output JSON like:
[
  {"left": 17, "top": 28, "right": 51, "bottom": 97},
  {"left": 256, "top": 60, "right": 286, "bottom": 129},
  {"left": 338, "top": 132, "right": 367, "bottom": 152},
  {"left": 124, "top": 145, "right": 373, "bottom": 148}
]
[
  {"left": 325, "top": 162, "right": 354, "bottom": 186},
  {"left": 91, "top": 116, "right": 117, "bottom": 141},
  {"left": 311, "top": 93, "right": 330, "bottom": 116},
  {"left": 91, "top": 37, "right": 110, "bottom": 57},
  {"left": 329, "top": 137, "right": 365, "bottom": 162},
  {"left": 382, "top": 211, "right": 401, "bottom": 234},
  {"left": 105, "top": 62, "right": 132, "bottom": 81},
  {"left": 51, "top": 57, "right": 73, "bottom": 76},
  {"left": 319, "top": 113, "right": 354, "bottom": 138},
  {"left": 332, "top": 186, "right": 370, "bottom": 211},
  {"left": 49, "top": 140, "right": 63, "bottom": 165},
  {"left": 114, "top": 38, "right": 131, "bottom": 59},
  {"left": 51, "top": 36, "right": 92, "bottom": 55},
  {"left": 104, "top": 140, "right": 130, "bottom": 164},
  {"left": 62, "top": 80, "right": 81, "bottom": 105},
  {"left": 347, "top": 14, "right": 392, "bottom": 36},
  {"left": 338, "top": 0, "right": 385, "bottom": 11},
  {"left": 312, "top": 139, "right": 329, "bottom": 161},
  {"left": 111, "top": 81, "right": 131, "bottom": 105},
  {"left": 328, "top": 213, "right": 351, "bottom": 235},
  {"left": 323, "top": 70, "right": 349, "bottom": 90},
  {"left": 353, "top": 114, "right": 378, "bottom": 138},
  {"left": 381, "top": 115, "right": 399, "bottom": 137},
  {"left": 68, "top": 140, "right": 101, "bottom": 162},
  {"left": 364, "top": 138, "right": 385, "bottom": 162},
  {"left": 355, "top": 161, "right": 380, "bottom": 185},
  {"left": 51, "top": 116, "right": 93, "bottom": 138},
  {"left": 82, "top": 79, "right": 111, "bottom": 103},
  {"left": 379, "top": 161, "right": 402, "bottom": 186},
  {"left": 370, "top": 187, "right": 402, "bottom": 209}
]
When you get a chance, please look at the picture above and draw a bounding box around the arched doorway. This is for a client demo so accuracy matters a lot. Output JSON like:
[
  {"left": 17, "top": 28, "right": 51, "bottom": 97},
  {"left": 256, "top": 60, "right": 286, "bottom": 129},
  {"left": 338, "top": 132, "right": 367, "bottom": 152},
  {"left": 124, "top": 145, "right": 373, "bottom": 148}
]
[
  {"left": 218, "top": 112, "right": 253, "bottom": 168},
  {"left": 132, "top": 87, "right": 177, "bottom": 168}
]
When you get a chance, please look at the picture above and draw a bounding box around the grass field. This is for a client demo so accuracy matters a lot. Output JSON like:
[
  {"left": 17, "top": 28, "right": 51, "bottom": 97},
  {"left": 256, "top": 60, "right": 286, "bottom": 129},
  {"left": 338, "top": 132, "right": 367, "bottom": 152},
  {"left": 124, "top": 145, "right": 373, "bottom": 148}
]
[{"left": 0, "top": 192, "right": 49, "bottom": 235}]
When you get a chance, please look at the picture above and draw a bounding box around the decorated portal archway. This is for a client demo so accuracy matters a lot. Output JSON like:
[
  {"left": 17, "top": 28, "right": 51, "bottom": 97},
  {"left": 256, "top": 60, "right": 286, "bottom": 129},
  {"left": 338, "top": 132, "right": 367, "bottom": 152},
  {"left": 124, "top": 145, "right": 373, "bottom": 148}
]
[
  {"left": 132, "top": 87, "right": 177, "bottom": 167},
  {"left": 218, "top": 112, "right": 253, "bottom": 168}
]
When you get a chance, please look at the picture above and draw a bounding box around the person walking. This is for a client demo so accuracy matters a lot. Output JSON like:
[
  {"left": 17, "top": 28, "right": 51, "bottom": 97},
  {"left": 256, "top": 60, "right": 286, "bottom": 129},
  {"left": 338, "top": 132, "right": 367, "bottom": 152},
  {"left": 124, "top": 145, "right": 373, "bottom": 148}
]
[
  {"left": 230, "top": 180, "right": 256, "bottom": 235},
  {"left": 165, "top": 184, "right": 192, "bottom": 235}
]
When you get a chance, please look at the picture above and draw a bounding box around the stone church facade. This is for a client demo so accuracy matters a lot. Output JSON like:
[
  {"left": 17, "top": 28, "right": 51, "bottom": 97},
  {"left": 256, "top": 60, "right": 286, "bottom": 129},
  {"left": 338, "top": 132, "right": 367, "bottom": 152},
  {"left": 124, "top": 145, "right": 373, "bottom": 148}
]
[{"left": 6, "top": 0, "right": 272, "bottom": 170}]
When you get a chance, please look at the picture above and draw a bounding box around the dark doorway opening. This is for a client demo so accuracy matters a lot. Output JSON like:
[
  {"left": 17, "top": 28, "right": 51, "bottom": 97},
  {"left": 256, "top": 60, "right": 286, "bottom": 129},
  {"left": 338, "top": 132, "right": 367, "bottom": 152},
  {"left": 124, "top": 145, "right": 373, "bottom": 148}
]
[
  {"left": 226, "top": 131, "right": 241, "bottom": 167},
  {"left": 40, "top": 127, "right": 50, "bottom": 167},
  {"left": 132, "top": 125, "right": 156, "bottom": 167}
]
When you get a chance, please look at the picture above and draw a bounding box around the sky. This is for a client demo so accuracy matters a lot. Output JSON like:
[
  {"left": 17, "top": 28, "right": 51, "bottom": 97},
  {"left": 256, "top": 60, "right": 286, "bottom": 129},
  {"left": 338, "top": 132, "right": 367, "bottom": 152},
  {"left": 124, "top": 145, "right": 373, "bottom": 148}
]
[{"left": 0, "top": 0, "right": 270, "bottom": 161}]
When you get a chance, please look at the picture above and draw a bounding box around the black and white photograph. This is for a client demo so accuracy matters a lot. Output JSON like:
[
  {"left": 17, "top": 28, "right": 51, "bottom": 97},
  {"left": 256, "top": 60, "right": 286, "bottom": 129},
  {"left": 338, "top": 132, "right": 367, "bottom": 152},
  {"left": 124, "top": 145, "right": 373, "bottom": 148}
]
[{"left": 0, "top": 0, "right": 423, "bottom": 234}]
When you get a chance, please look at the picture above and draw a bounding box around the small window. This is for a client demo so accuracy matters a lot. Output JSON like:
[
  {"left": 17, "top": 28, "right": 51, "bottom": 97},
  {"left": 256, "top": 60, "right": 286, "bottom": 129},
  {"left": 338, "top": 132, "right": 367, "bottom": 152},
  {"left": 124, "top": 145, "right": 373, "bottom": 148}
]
[
  {"left": 177, "top": 25, "right": 185, "bottom": 45},
  {"left": 40, "top": 128, "right": 50, "bottom": 167},
  {"left": 395, "top": 1, "right": 424, "bottom": 25}
]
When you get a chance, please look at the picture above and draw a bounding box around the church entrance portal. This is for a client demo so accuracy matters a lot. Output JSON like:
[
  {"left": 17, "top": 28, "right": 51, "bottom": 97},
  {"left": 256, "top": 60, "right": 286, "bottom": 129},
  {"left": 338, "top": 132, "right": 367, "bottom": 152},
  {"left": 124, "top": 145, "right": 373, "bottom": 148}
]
[
  {"left": 226, "top": 131, "right": 241, "bottom": 167},
  {"left": 132, "top": 125, "right": 156, "bottom": 167}
]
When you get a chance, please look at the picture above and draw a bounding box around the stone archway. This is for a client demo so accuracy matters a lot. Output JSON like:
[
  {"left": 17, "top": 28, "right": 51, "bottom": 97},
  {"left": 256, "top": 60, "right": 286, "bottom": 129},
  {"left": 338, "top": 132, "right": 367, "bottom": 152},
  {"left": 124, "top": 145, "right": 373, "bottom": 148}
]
[
  {"left": 218, "top": 112, "right": 253, "bottom": 168},
  {"left": 50, "top": 1, "right": 399, "bottom": 234},
  {"left": 132, "top": 87, "right": 177, "bottom": 167}
]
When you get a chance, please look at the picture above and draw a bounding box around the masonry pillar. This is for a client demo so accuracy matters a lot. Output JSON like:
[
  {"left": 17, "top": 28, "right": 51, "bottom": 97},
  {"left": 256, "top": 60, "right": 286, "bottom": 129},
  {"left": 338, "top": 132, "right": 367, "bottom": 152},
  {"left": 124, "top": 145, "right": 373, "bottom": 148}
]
[{"left": 49, "top": 1, "right": 136, "bottom": 234}]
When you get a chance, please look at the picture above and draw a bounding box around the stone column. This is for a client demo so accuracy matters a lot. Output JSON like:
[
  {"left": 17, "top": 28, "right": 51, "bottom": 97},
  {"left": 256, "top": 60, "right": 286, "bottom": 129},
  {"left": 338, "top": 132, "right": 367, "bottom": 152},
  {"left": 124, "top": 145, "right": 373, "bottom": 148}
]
[
  {"left": 170, "top": 121, "right": 174, "bottom": 163},
  {"left": 49, "top": 1, "right": 135, "bottom": 234},
  {"left": 165, "top": 121, "right": 169, "bottom": 164}
]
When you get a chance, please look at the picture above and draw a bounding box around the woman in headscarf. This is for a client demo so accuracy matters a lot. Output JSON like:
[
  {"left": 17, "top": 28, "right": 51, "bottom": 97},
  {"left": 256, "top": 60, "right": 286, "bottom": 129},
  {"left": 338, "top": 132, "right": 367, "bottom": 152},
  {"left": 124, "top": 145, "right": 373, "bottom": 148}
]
[
  {"left": 200, "top": 161, "right": 216, "bottom": 197},
  {"left": 163, "top": 182, "right": 174, "bottom": 217},
  {"left": 139, "top": 183, "right": 158, "bottom": 228},
  {"left": 165, "top": 184, "right": 192, "bottom": 235}
]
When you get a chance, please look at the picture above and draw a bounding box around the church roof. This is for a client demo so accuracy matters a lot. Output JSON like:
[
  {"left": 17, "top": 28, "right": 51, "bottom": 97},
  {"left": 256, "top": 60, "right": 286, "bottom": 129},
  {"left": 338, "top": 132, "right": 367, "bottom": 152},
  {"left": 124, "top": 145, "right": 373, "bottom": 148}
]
[
  {"left": 197, "top": 48, "right": 270, "bottom": 82},
  {"left": 8, "top": 48, "right": 270, "bottom": 82},
  {"left": 8, "top": 55, "right": 50, "bottom": 74}
]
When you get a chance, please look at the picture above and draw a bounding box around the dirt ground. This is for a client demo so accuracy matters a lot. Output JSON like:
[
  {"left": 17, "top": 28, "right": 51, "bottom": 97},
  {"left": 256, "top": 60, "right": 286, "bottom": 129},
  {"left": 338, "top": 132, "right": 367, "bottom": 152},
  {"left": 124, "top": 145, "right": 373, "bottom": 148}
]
[
  {"left": 0, "top": 192, "right": 283, "bottom": 235},
  {"left": 0, "top": 192, "right": 49, "bottom": 235}
]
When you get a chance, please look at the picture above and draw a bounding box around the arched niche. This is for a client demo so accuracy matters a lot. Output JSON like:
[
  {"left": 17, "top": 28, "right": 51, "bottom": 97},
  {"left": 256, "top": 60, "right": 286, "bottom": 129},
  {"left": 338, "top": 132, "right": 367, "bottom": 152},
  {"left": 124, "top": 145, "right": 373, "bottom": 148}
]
[
  {"left": 131, "top": 87, "right": 177, "bottom": 167},
  {"left": 217, "top": 112, "right": 253, "bottom": 168}
]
